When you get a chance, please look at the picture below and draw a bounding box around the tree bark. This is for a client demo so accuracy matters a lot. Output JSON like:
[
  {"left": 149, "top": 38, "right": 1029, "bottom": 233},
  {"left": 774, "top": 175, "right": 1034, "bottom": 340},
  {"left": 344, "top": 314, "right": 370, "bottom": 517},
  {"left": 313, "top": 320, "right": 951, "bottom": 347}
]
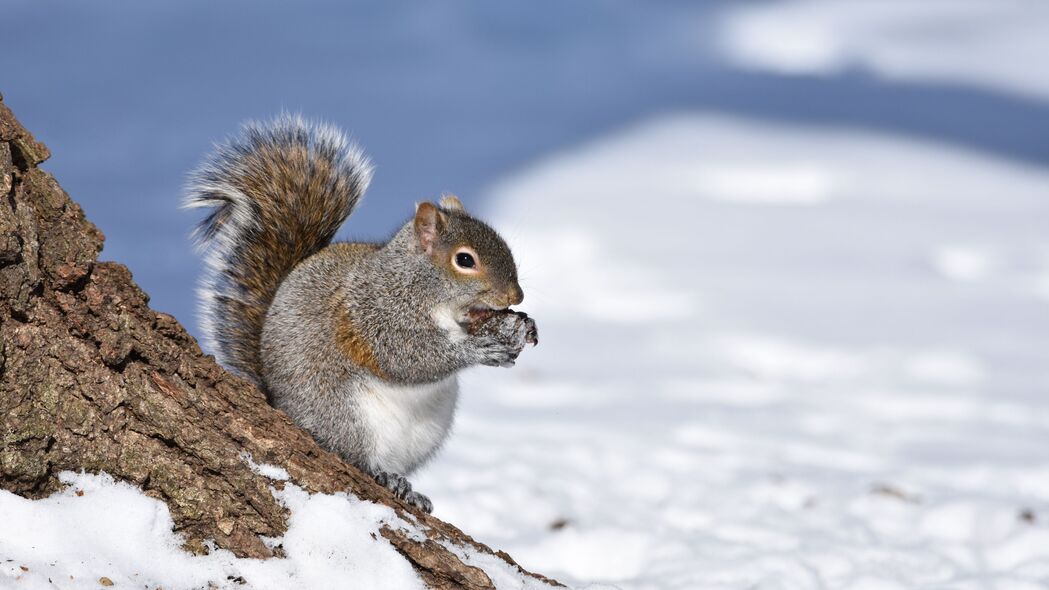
[{"left": 0, "top": 95, "right": 560, "bottom": 590}]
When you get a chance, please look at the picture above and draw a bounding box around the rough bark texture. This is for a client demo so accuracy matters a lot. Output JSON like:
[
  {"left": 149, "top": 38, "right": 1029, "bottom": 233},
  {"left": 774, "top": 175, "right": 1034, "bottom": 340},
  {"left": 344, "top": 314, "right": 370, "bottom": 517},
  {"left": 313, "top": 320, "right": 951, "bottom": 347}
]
[{"left": 0, "top": 95, "right": 560, "bottom": 590}]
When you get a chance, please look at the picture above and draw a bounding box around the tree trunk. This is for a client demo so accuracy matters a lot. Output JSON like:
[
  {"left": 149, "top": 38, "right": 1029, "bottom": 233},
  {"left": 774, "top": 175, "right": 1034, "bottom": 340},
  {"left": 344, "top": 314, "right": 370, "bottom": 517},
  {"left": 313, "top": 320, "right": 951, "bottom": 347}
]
[{"left": 0, "top": 95, "right": 560, "bottom": 590}]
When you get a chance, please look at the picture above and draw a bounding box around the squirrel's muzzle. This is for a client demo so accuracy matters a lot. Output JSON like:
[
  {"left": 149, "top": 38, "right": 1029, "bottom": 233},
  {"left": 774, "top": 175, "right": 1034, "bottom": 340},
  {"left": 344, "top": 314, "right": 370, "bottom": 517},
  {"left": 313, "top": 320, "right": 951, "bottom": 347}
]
[{"left": 506, "top": 284, "right": 524, "bottom": 307}]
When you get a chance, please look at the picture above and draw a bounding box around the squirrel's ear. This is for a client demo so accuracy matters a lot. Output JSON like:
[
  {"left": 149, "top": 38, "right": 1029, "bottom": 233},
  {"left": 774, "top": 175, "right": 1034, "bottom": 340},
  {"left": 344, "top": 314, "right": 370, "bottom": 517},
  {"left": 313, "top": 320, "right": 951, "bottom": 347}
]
[
  {"left": 414, "top": 201, "right": 446, "bottom": 255},
  {"left": 439, "top": 194, "right": 465, "bottom": 212}
]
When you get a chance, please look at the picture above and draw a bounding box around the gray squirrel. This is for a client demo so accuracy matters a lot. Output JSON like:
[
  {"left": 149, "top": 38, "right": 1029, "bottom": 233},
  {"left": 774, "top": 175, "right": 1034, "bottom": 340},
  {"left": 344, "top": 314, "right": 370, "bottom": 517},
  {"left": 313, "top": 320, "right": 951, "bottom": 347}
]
[{"left": 185, "top": 115, "right": 537, "bottom": 512}]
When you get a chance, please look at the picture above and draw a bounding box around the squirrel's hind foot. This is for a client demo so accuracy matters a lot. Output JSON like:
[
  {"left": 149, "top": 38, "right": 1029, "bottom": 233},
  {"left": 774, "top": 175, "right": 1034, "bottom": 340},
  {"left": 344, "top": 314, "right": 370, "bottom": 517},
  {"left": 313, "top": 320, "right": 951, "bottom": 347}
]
[{"left": 371, "top": 469, "right": 434, "bottom": 513}]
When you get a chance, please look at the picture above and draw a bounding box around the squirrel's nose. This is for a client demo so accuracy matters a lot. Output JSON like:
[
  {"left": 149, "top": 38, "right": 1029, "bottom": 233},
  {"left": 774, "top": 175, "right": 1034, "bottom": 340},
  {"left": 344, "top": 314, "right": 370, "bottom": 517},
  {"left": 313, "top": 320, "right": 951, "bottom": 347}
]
[{"left": 506, "top": 284, "right": 524, "bottom": 307}]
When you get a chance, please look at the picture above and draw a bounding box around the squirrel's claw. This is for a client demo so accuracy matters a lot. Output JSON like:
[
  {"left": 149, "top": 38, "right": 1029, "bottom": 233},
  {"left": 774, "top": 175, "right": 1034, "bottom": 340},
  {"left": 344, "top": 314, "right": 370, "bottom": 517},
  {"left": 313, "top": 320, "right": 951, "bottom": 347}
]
[
  {"left": 370, "top": 469, "right": 434, "bottom": 513},
  {"left": 405, "top": 490, "right": 434, "bottom": 513},
  {"left": 470, "top": 309, "right": 538, "bottom": 366},
  {"left": 523, "top": 317, "right": 538, "bottom": 346}
]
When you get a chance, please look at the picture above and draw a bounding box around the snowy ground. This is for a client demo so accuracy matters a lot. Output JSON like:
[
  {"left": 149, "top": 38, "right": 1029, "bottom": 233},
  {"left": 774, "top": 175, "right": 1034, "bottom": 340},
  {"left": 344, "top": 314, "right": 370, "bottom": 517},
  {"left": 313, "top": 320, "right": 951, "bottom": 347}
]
[
  {"left": 411, "top": 114, "right": 1049, "bottom": 589},
  {"left": 1, "top": 471, "right": 426, "bottom": 590},
  {"left": 0, "top": 466, "right": 558, "bottom": 590},
  {"left": 4, "top": 2, "right": 1049, "bottom": 589}
]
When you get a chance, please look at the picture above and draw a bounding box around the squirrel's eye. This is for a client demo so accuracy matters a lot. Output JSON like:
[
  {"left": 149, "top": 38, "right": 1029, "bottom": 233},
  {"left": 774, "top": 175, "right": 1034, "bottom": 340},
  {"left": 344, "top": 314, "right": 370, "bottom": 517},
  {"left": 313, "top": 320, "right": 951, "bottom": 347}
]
[{"left": 455, "top": 252, "right": 476, "bottom": 269}]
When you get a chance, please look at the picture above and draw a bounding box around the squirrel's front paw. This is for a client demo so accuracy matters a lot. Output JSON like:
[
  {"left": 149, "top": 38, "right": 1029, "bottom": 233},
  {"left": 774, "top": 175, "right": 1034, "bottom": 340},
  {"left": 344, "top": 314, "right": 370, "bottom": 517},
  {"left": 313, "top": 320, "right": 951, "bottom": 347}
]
[{"left": 469, "top": 310, "right": 538, "bottom": 367}]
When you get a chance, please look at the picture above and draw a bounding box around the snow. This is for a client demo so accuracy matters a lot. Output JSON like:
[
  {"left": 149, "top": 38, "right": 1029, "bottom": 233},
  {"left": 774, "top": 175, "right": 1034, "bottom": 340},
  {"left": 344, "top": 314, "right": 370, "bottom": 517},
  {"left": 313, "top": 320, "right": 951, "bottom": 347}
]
[
  {"left": 0, "top": 471, "right": 425, "bottom": 590},
  {"left": 719, "top": 0, "right": 1049, "bottom": 102},
  {"left": 410, "top": 114, "right": 1049, "bottom": 588},
  {"left": 0, "top": 463, "right": 556, "bottom": 590},
  {"left": 240, "top": 452, "right": 290, "bottom": 481}
]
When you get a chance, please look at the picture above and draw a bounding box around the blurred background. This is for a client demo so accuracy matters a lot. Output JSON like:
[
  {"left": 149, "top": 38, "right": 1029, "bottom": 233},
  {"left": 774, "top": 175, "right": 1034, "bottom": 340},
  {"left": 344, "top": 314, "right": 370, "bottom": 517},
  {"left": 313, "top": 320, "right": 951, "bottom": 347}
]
[{"left": 4, "top": 1, "right": 1049, "bottom": 588}]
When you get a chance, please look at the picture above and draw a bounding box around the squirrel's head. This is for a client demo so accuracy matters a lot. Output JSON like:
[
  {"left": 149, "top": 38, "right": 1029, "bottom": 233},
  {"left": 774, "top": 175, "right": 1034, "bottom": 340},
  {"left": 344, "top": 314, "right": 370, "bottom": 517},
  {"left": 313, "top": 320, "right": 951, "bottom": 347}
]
[{"left": 413, "top": 195, "right": 523, "bottom": 313}]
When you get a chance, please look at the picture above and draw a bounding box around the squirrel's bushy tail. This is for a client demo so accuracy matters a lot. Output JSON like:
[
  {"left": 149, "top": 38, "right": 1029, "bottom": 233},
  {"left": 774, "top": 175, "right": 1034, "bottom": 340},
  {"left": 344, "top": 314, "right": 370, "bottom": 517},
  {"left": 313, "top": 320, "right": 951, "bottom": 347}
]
[{"left": 184, "top": 114, "right": 373, "bottom": 385}]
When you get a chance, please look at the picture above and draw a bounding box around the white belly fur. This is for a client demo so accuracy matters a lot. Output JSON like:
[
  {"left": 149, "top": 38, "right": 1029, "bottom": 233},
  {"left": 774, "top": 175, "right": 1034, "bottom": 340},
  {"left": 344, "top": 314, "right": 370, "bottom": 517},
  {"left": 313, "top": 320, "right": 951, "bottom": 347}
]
[{"left": 356, "top": 375, "right": 459, "bottom": 474}]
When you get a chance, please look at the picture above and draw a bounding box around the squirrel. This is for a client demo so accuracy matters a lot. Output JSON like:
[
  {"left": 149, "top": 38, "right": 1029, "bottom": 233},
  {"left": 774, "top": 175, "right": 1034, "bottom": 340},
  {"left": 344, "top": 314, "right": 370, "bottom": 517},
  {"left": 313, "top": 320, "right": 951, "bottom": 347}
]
[{"left": 184, "top": 115, "right": 537, "bottom": 512}]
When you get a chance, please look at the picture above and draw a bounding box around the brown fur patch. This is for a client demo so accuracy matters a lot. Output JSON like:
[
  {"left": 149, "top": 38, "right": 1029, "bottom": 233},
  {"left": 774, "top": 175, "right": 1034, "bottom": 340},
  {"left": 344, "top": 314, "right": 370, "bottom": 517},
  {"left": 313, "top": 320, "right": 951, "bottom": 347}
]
[{"left": 333, "top": 296, "right": 387, "bottom": 380}]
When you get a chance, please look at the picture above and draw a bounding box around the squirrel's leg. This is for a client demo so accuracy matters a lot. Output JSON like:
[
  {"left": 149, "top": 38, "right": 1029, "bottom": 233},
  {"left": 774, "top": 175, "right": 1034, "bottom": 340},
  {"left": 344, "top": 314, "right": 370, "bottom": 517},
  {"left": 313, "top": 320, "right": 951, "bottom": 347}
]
[{"left": 366, "top": 467, "right": 434, "bottom": 513}]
